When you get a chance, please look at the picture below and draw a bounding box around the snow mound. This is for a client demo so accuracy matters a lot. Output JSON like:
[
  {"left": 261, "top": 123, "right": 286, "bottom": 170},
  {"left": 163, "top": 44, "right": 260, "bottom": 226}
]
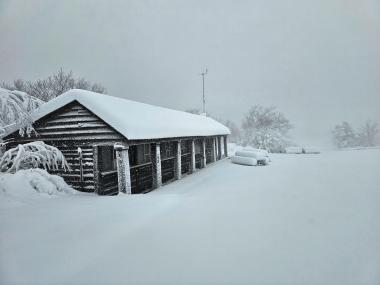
[
  {"left": 231, "top": 156, "right": 257, "bottom": 166},
  {"left": 0, "top": 168, "right": 76, "bottom": 200}
]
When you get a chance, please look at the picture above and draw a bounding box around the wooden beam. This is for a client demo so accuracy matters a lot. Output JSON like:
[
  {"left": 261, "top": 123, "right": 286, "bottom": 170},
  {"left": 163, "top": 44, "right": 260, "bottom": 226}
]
[
  {"left": 114, "top": 143, "right": 132, "bottom": 194},
  {"left": 191, "top": 139, "right": 196, "bottom": 173},
  {"left": 174, "top": 140, "right": 182, "bottom": 180},
  {"left": 152, "top": 143, "right": 162, "bottom": 188},
  {"left": 93, "top": 145, "right": 101, "bottom": 194},
  {"left": 202, "top": 138, "right": 207, "bottom": 168},
  {"left": 217, "top": 136, "right": 222, "bottom": 160},
  {"left": 212, "top": 137, "right": 217, "bottom": 162},
  {"left": 224, "top": 135, "right": 228, "bottom": 157}
]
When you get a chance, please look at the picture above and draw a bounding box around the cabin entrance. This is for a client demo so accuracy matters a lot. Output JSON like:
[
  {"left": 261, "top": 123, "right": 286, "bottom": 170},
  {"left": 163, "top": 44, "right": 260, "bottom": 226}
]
[
  {"left": 180, "top": 140, "right": 191, "bottom": 174},
  {"left": 160, "top": 141, "right": 176, "bottom": 183},
  {"left": 194, "top": 139, "right": 203, "bottom": 169},
  {"left": 129, "top": 144, "right": 153, "bottom": 194},
  {"left": 205, "top": 138, "right": 214, "bottom": 163},
  {"left": 95, "top": 145, "right": 119, "bottom": 195}
]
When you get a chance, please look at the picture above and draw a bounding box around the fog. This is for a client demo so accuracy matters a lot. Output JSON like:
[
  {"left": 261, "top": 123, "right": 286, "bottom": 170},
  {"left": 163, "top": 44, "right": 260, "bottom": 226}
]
[{"left": 1, "top": 0, "right": 379, "bottom": 147}]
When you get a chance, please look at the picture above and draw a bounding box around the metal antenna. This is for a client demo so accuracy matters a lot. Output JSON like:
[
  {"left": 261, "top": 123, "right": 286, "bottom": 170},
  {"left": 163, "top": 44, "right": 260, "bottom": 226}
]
[{"left": 200, "top": 68, "right": 208, "bottom": 114}]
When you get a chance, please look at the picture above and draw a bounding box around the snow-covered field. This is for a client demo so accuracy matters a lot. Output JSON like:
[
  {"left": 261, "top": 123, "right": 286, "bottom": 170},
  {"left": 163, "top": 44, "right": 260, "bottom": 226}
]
[{"left": 1, "top": 149, "right": 380, "bottom": 285}]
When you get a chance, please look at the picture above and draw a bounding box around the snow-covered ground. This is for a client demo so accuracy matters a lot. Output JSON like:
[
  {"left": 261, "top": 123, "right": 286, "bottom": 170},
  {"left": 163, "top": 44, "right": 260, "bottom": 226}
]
[{"left": 1, "top": 149, "right": 380, "bottom": 285}]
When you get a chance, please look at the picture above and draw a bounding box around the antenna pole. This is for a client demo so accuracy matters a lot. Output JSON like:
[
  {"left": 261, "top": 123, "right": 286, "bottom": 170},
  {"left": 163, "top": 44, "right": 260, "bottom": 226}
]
[{"left": 200, "top": 68, "right": 208, "bottom": 114}]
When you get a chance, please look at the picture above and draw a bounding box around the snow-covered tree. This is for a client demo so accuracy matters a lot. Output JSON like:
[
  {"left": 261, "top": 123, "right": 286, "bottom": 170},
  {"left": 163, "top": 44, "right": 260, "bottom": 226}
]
[
  {"left": 357, "top": 120, "right": 379, "bottom": 147},
  {"left": 1, "top": 68, "right": 106, "bottom": 102},
  {"left": 241, "top": 106, "right": 292, "bottom": 152},
  {"left": 0, "top": 141, "right": 70, "bottom": 173},
  {"left": 332, "top": 121, "right": 357, "bottom": 148},
  {"left": 0, "top": 88, "right": 43, "bottom": 138}
]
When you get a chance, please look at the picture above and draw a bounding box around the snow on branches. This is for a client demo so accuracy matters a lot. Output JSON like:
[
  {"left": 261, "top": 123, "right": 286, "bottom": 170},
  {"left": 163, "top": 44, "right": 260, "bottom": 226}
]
[
  {"left": 242, "top": 105, "right": 293, "bottom": 152},
  {"left": 0, "top": 141, "right": 70, "bottom": 173},
  {"left": 0, "top": 88, "right": 43, "bottom": 138}
]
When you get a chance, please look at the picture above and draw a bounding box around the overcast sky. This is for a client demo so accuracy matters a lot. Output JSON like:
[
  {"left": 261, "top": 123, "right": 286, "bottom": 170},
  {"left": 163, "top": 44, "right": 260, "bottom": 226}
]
[{"left": 1, "top": 0, "right": 379, "bottom": 147}]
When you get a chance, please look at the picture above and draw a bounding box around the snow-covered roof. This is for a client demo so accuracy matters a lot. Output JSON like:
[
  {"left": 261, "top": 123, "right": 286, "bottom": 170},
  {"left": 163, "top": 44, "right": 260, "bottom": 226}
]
[{"left": 31, "top": 89, "right": 230, "bottom": 140}]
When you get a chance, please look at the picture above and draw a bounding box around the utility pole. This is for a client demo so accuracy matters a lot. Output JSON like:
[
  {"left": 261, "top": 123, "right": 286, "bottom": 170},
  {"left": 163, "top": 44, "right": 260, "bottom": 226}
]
[{"left": 200, "top": 68, "right": 208, "bottom": 115}]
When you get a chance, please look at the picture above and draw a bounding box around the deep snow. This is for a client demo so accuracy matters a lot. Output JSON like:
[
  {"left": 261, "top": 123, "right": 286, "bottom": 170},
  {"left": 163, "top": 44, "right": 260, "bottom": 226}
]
[{"left": 1, "top": 149, "right": 380, "bottom": 284}]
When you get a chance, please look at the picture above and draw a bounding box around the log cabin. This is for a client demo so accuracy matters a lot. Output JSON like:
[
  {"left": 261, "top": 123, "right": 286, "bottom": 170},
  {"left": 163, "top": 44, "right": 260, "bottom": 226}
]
[{"left": 3, "top": 89, "right": 230, "bottom": 195}]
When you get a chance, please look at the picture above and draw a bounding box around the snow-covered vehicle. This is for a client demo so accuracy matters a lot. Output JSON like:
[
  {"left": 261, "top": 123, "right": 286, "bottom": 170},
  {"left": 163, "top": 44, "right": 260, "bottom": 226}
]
[
  {"left": 231, "top": 155, "right": 257, "bottom": 166},
  {"left": 235, "top": 150, "right": 269, "bottom": 165},
  {"left": 231, "top": 148, "right": 270, "bottom": 166}
]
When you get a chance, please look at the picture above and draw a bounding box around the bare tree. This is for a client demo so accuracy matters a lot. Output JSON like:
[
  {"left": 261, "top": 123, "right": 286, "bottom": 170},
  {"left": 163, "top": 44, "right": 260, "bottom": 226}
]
[
  {"left": 357, "top": 120, "right": 379, "bottom": 147},
  {"left": 241, "top": 105, "right": 292, "bottom": 152},
  {"left": 1, "top": 68, "right": 106, "bottom": 102}
]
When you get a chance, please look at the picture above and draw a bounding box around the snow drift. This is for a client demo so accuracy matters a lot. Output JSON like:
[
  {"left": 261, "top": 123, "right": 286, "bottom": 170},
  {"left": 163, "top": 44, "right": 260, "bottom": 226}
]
[{"left": 0, "top": 168, "right": 75, "bottom": 199}]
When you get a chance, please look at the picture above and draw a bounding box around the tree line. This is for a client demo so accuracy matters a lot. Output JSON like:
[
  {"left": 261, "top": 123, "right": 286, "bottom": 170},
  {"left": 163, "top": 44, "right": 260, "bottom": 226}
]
[
  {"left": 1, "top": 69, "right": 106, "bottom": 139},
  {"left": 332, "top": 120, "right": 379, "bottom": 148},
  {"left": 1, "top": 68, "right": 106, "bottom": 102}
]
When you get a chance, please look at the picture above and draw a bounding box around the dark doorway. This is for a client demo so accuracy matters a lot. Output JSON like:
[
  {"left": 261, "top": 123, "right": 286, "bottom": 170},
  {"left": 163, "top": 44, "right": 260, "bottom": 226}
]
[
  {"left": 96, "top": 145, "right": 118, "bottom": 195},
  {"left": 129, "top": 144, "right": 153, "bottom": 194},
  {"left": 181, "top": 140, "right": 191, "bottom": 174},
  {"left": 160, "top": 141, "right": 176, "bottom": 183},
  {"left": 194, "top": 139, "right": 203, "bottom": 169}
]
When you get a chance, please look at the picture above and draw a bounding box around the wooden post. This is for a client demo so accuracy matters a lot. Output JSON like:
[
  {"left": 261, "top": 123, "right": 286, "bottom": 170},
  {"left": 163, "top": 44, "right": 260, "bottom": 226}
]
[
  {"left": 93, "top": 145, "right": 101, "bottom": 194},
  {"left": 224, "top": 135, "right": 228, "bottom": 157},
  {"left": 191, "top": 139, "right": 196, "bottom": 172},
  {"left": 114, "top": 143, "right": 131, "bottom": 194},
  {"left": 175, "top": 140, "right": 182, "bottom": 180},
  {"left": 217, "top": 136, "right": 222, "bottom": 160},
  {"left": 153, "top": 143, "right": 162, "bottom": 188},
  {"left": 212, "top": 137, "right": 217, "bottom": 162},
  {"left": 215, "top": 138, "right": 218, "bottom": 160},
  {"left": 202, "top": 138, "right": 207, "bottom": 167}
]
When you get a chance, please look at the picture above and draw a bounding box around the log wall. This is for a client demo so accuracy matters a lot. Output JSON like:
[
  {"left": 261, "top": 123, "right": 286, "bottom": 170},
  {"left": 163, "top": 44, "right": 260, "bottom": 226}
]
[{"left": 5, "top": 101, "right": 124, "bottom": 192}]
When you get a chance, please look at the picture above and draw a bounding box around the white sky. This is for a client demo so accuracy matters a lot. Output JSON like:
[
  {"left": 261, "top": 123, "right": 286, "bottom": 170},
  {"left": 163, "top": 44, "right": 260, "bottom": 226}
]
[{"left": 1, "top": 0, "right": 379, "bottom": 147}]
